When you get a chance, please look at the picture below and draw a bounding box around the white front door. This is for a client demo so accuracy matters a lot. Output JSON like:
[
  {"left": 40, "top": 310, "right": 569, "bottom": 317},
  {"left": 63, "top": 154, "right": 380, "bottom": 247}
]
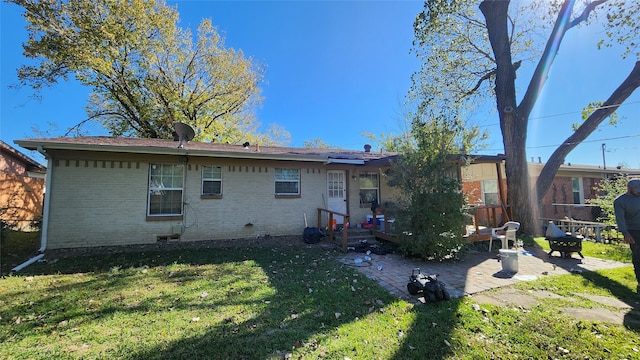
[{"left": 327, "top": 170, "right": 347, "bottom": 224}]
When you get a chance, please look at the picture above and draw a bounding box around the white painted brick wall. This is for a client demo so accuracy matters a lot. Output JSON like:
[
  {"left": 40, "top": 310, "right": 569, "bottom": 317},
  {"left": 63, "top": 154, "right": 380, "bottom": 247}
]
[
  {"left": 182, "top": 162, "right": 327, "bottom": 241},
  {"left": 45, "top": 154, "right": 395, "bottom": 249}
]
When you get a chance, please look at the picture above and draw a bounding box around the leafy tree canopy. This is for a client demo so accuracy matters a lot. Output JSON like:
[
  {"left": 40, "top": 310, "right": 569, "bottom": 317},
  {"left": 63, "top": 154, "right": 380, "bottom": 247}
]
[
  {"left": 303, "top": 138, "right": 337, "bottom": 149},
  {"left": 9, "top": 0, "right": 286, "bottom": 144},
  {"left": 411, "top": 0, "right": 640, "bottom": 234},
  {"left": 412, "top": 0, "right": 638, "bottom": 113}
]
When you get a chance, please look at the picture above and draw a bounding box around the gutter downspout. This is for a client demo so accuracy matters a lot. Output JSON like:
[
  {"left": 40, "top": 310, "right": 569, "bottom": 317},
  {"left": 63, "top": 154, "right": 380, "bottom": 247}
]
[
  {"left": 11, "top": 146, "right": 51, "bottom": 273},
  {"left": 36, "top": 145, "right": 51, "bottom": 253},
  {"left": 11, "top": 254, "right": 45, "bottom": 272}
]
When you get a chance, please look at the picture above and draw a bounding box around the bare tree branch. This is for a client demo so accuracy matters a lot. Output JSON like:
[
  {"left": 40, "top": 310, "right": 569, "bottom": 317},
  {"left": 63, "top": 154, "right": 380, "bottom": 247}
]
[{"left": 536, "top": 61, "right": 640, "bottom": 202}]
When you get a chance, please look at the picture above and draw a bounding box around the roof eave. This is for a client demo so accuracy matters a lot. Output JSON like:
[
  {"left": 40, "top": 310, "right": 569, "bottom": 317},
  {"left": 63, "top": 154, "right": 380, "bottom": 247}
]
[
  {"left": 326, "top": 158, "right": 366, "bottom": 165},
  {"left": 4, "top": 140, "right": 47, "bottom": 170},
  {"left": 14, "top": 140, "right": 332, "bottom": 163}
]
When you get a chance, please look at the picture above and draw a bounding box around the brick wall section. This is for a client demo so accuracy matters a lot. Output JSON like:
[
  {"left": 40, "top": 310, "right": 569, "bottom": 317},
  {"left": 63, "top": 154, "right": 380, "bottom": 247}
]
[
  {"left": 0, "top": 174, "right": 45, "bottom": 229},
  {"left": 0, "top": 148, "right": 45, "bottom": 230},
  {"left": 463, "top": 163, "right": 612, "bottom": 223},
  {"left": 46, "top": 158, "right": 150, "bottom": 248},
  {"left": 461, "top": 163, "right": 507, "bottom": 205},
  {"left": 188, "top": 160, "right": 329, "bottom": 241},
  {"left": 43, "top": 151, "right": 397, "bottom": 249},
  {"left": 462, "top": 180, "right": 483, "bottom": 205},
  {"left": 536, "top": 175, "right": 606, "bottom": 220}
]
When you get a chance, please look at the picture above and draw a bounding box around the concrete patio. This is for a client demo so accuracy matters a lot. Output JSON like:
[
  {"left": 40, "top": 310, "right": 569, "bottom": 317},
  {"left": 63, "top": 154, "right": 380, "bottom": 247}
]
[{"left": 334, "top": 245, "right": 631, "bottom": 301}]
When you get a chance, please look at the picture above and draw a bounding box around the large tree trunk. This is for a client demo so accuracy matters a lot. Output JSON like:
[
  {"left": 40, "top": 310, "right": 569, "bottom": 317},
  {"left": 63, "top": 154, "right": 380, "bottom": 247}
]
[
  {"left": 480, "top": 0, "right": 539, "bottom": 235},
  {"left": 536, "top": 61, "right": 640, "bottom": 202}
]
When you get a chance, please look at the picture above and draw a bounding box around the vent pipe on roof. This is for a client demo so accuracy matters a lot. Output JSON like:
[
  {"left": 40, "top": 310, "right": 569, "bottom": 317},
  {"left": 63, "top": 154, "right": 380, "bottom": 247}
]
[{"left": 364, "top": 144, "right": 372, "bottom": 153}]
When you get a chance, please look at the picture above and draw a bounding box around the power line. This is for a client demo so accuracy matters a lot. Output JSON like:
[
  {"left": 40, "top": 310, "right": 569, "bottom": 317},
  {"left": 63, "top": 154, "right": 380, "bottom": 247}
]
[
  {"left": 475, "top": 99, "right": 640, "bottom": 128},
  {"left": 481, "top": 133, "right": 640, "bottom": 153},
  {"left": 527, "top": 134, "right": 640, "bottom": 149},
  {"left": 527, "top": 133, "right": 640, "bottom": 149},
  {"left": 529, "top": 100, "right": 640, "bottom": 121},
  {"left": 607, "top": 145, "right": 640, "bottom": 152}
]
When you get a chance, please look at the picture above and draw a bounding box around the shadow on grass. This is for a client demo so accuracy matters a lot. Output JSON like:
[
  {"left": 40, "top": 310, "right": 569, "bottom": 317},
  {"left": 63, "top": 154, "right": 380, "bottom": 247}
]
[
  {"left": 5, "top": 237, "right": 637, "bottom": 358},
  {"left": 392, "top": 237, "right": 640, "bottom": 358},
  {"left": 530, "top": 238, "right": 640, "bottom": 331},
  {"left": 577, "top": 270, "right": 640, "bottom": 331},
  {"left": 5, "top": 245, "right": 438, "bottom": 358},
  {"left": 0, "top": 231, "right": 40, "bottom": 275}
]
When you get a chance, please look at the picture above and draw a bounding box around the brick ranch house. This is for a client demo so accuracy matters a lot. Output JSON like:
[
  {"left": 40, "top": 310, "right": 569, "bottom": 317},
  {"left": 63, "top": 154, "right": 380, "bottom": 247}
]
[
  {"left": 15, "top": 136, "right": 409, "bottom": 251},
  {"left": 463, "top": 159, "right": 640, "bottom": 226},
  {"left": 0, "top": 140, "right": 46, "bottom": 231},
  {"left": 529, "top": 161, "right": 640, "bottom": 222}
]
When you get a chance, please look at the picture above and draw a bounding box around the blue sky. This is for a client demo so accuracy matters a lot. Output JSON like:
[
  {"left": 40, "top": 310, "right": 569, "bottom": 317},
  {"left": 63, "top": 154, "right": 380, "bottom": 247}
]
[{"left": 1, "top": 1, "right": 639, "bottom": 168}]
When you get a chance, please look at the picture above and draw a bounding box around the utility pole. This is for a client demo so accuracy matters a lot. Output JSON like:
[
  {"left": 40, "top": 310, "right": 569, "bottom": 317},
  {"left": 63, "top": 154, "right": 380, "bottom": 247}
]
[{"left": 601, "top": 143, "right": 606, "bottom": 170}]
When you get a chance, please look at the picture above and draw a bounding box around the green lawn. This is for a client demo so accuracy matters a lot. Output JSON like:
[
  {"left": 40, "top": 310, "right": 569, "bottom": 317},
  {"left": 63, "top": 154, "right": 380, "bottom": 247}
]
[
  {"left": 533, "top": 236, "right": 633, "bottom": 263},
  {"left": 0, "top": 230, "right": 40, "bottom": 274},
  {"left": 0, "top": 240, "right": 639, "bottom": 359}
]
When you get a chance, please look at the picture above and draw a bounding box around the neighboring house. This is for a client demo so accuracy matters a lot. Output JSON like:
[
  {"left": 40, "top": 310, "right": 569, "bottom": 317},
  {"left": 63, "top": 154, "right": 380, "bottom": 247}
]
[
  {"left": 460, "top": 156, "right": 511, "bottom": 231},
  {"left": 0, "top": 140, "right": 46, "bottom": 231},
  {"left": 461, "top": 158, "right": 507, "bottom": 207},
  {"left": 462, "top": 159, "right": 640, "bottom": 224},
  {"left": 528, "top": 161, "right": 640, "bottom": 222},
  {"left": 15, "top": 137, "right": 405, "bottom": 250}
]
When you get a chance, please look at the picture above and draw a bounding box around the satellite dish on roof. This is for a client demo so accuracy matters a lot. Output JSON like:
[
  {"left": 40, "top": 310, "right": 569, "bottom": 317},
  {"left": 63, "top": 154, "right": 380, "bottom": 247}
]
[{"left": 174, "top": 122, "right": 195, "bottom": 149}]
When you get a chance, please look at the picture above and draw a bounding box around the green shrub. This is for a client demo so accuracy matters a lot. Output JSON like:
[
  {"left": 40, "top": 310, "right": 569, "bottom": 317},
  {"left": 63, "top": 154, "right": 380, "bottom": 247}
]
[
  {"left": 395, "top": 175, "right": 466, "bottom": 260},
  {"left": 388, "top": 114, "right": 471, "bottom": 260},
  {"left": 587, "top": 174, "right": 631, "bottom": 225}
]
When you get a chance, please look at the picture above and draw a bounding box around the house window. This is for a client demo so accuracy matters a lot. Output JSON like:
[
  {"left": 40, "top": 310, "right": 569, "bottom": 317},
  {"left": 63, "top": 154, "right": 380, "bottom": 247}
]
[
  {"left": 359, "top": 173, "right": 379, "bottom": 205},
  {"left": 202, "top": 166, "right": 222, "bottom": 196},
  {"left": 275, "top": 168, "right": 300, "bottom": 195},
  {"left": 148, "top": 163, "right": 184, "bottom": 216},
  {"left": 482, "top": 179, "right": 499, "bottom": 205},
  {"left": 572, "top": 177, "right": 583, "bottom": 204}
]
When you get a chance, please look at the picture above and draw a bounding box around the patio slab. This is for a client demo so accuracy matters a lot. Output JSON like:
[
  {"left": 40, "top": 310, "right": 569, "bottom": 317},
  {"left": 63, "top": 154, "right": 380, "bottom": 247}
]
[{"left": 335, "top": 245, "right": 631, "bottom": 301}]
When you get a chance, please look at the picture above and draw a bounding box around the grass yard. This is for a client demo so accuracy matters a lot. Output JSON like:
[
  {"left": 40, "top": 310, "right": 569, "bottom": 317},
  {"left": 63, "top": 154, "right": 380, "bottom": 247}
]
[
  {"left": 533, "top": 236, "right": 633, "bottom": 263},
  {"left": 1, "top": 240, "right": 639, "bottom": 359},
  {"left": 0, "top": 230, "right": 40, "bottom": 275}
]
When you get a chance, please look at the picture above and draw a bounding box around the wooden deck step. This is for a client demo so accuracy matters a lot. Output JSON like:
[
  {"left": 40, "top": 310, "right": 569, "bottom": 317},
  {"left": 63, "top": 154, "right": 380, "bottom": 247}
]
[{"left": 333, "top": 227, "right": 376, "bottom": 246}]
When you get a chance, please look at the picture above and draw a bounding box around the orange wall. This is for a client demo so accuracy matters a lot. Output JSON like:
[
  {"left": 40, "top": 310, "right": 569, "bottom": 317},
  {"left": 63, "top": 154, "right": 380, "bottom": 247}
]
[{"left": 1, "top": 152, "right": 45, "bottom": 230}]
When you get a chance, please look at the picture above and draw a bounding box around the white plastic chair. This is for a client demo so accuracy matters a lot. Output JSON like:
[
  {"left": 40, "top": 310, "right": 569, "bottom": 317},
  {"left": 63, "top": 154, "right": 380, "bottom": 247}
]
[{"left": 491, "top": 221, "right": 521, "bottom": 250}]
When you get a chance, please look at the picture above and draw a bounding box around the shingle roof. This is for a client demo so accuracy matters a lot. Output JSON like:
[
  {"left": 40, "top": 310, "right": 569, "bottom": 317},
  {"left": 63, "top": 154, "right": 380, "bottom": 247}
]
[
  {"left": 528, "top": 161, "right": 640, "bottom": 175},
  {"left": 14, "top": 136, "right": 513, "bottom": 167},
  {"left": 1, "top": 140, "right": 47, "bottom": 172},
  {"left": 15, "top": 136, "right": 396, "bottom": 164}
]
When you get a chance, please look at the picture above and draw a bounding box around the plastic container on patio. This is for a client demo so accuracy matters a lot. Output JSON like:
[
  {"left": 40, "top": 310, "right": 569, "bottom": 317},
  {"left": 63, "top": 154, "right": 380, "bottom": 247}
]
[
  {"left": 377, "top": 218, "right": 394, "bottom": 232},
  {"left": 366, "top": 214, "right": 385, "bottom": 225},
  {"left": 499, "top": 249, "right": 519, "bottom": 273}
]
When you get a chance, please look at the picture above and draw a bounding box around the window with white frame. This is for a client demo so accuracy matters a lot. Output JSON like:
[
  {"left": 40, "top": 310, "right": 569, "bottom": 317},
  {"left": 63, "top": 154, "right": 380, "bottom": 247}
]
[
  {"left": 275, "top": 168, "right": 300, "bottom": 195},
  {"left": 482, "top": 179, "right": 499, "bottom": 205},
  {"left": 202, "top": 166, "right": 222, "bottom": 196},
  {"left": 572, "top": 177, "right": 583, "bottom": 204},
  {"left": 148, "top": 163, "right": 184, "bottom": 216},
  {"left": 359, "top": 173, "right": 379, "bottom": 205}
]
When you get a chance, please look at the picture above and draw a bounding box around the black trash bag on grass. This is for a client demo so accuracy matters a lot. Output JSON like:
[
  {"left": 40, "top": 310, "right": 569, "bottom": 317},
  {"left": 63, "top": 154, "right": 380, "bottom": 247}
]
[{"left": 303, "top": 227, "right": 327, "bottom": 244}]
